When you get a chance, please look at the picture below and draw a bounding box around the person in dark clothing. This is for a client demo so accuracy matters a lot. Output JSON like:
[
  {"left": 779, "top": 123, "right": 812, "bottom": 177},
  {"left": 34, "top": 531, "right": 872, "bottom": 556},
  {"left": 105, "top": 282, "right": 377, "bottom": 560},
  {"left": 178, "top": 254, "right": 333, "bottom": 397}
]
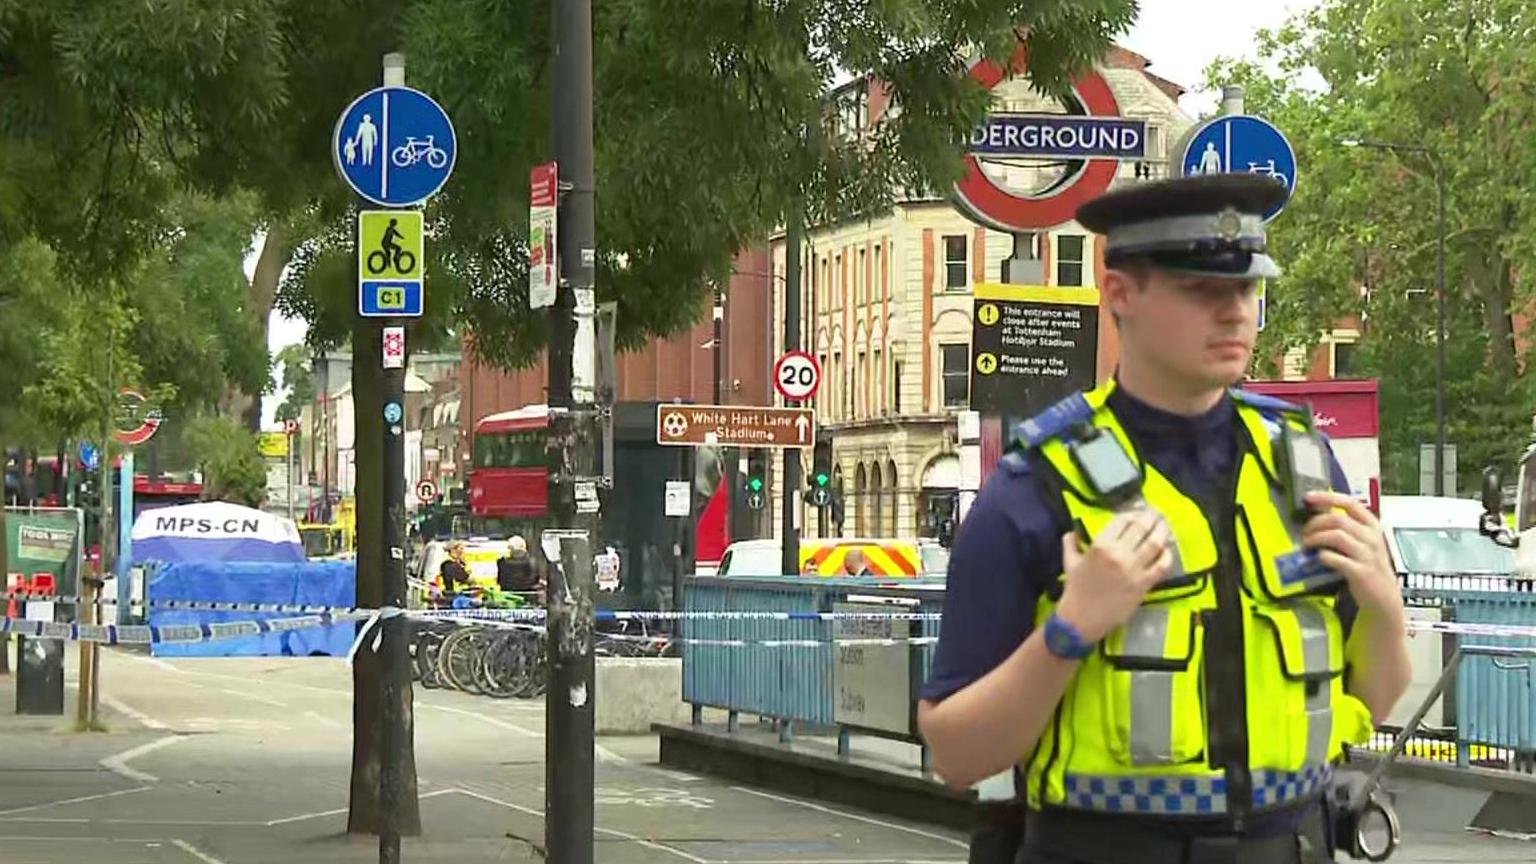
[
  {"left": 438, "top": 541, "right": 474, "bottom": 599},
  {"left": 497, "top": 535, "right": 540, "bottom": 593},
  {"left": 917, "top": 175, "right": 1412, "bottom": 864}
]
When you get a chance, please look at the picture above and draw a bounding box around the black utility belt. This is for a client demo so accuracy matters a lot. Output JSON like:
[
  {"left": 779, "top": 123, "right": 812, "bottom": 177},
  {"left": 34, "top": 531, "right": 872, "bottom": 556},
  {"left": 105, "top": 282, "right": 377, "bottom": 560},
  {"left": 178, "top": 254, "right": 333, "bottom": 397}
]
[{"left": 1024, "top": 802, "right": 1330, "bottom": 864}]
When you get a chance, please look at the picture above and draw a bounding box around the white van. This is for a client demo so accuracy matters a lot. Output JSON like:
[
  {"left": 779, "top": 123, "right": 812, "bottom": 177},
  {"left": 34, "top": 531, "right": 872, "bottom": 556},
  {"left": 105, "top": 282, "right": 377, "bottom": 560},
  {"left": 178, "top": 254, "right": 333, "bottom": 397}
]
[
  {"left": 1378, "top": 495, "right": 1517, "bottom": 732},
  {"left": 1378, "top": 495, "right": 1516, "bottom": 581}
]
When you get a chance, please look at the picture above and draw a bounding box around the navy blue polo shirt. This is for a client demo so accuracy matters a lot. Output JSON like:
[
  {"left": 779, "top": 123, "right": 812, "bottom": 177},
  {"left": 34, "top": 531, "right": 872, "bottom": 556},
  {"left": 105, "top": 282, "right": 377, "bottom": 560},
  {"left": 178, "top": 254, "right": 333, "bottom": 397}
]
[{"left": 922, "top": 385, "right": 1354, "bottom": 704}]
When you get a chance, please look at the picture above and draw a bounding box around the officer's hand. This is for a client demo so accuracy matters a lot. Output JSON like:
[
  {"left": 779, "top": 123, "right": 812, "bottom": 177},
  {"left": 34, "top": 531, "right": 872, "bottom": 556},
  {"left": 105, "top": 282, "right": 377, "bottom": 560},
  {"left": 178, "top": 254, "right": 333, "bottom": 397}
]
[
  {"left": 1301, "top": 490, "right": 1401, "bottom": 615},
  {"left": 1054, "top": 510, "right": 1174, "bottom": 644}
]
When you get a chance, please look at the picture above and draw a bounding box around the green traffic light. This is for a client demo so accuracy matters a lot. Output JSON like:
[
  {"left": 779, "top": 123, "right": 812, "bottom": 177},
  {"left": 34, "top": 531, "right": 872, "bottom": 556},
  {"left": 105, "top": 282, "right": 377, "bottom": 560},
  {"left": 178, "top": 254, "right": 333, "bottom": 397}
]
[
  {"left": 748, "top": 477, "right": 763, "bottom": 492},
  {"left": 814, "top": 472, "right": 830, "bottom": 487}
]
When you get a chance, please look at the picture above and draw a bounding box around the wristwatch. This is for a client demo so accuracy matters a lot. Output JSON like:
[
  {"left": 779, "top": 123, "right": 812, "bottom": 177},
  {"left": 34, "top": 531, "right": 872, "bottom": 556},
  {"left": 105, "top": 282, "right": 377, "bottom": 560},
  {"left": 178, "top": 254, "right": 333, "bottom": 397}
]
[{"left": 1043, "top": 613, "right": 1096, "bottom": 660}]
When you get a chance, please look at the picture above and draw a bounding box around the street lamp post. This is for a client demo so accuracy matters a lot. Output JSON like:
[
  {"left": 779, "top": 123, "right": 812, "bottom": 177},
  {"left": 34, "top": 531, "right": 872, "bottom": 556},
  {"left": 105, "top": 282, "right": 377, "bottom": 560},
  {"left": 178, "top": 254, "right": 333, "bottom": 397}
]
[{"left": 1342, "top": 138, "right": 1448, "bottom": 494}]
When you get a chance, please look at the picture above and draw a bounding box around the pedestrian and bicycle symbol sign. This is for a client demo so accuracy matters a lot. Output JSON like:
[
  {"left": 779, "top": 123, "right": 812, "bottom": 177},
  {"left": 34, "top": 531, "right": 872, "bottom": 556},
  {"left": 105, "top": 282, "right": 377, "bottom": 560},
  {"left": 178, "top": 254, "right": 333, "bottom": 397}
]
[
  {"left": 358, "top": 210, "right": 424, "bottom": 317},
  {"left": 1178, "top": 115, "right": 1296, "bottom": 221},
  {"left": 333, "top": 85, "right": 456, "bottom": 207}
]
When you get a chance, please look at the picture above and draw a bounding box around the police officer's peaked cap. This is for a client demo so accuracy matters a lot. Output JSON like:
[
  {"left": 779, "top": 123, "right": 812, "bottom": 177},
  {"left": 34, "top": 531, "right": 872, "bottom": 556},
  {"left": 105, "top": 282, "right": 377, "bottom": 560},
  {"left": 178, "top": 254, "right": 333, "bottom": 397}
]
[{"left": 1075, "top": 173, "right": 1288, "bottom": 280}]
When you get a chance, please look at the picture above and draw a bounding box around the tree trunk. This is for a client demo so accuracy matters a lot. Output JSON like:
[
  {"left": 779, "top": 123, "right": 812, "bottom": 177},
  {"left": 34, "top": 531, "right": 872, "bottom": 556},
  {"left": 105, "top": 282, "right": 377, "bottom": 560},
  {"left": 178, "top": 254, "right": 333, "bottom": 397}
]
[
  {"left": 1469, "top": 238, "right": 1519, "bottom": 382},
  {"left": 231, "top": 223, "right": 294, "bottom": 432},
  {"left": 347, "top": 323, "right": 421, "bottom": 835}
]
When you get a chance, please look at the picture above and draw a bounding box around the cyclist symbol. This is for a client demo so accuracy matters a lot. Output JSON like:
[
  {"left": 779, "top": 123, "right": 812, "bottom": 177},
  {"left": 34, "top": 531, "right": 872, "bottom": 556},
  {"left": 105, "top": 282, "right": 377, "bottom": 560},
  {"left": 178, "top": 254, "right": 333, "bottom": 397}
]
[
  {"left": 391, "top": 135, "right": 449, "bottom": 170},
  {"left": 367, "top": 217, "right": 417, "bottom": 275}
]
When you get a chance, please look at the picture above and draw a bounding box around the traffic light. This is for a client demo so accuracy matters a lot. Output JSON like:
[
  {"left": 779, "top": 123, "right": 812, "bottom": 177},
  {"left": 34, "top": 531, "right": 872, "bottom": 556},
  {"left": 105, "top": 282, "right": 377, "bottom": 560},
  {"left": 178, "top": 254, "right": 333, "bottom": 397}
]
[
  {"left": 744, "top": 450, "right": 768, "bottom": 510},
  {"left": 808, "top": 433, "right": 833, "bottom": 508}
]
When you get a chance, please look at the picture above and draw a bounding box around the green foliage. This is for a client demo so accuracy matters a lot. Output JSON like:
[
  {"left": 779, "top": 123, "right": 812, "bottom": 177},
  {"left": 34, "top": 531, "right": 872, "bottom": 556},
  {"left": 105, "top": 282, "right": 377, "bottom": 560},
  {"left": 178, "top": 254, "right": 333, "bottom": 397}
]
[
  {"left": 19, "top": 284, "right": 169, "bottom": 444},
  {"left": 183, "top": 415, "right": 268, "bottom": 508},
  {"left": 274, "top": 344, "right": 316, "bottom": 423},
  {"left": 0, "top": 238, "right": 67, "bottom": 444},
  {"left": 1212, "top": 0, "right": 1536, "bottom": 494},
  {"left": 127, "top": 191, "right": 271, "bottom": 414},
  {"left": 0, "top": 5, "right": 282, "bottom": 444},
  {"left": 274, "top": 0, "right": 1137, "bottom": 366}
]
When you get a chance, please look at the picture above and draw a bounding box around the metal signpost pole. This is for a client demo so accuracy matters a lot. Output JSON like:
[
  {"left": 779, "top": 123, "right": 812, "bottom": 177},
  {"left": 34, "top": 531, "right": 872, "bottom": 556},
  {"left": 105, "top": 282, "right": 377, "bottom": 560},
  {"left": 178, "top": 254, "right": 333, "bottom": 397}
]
[
  {"left": 547, "top": 0, "right": 598, "bottom": 859},
  {"left": 781, "top": 219, "right": 803, "bottom": 579}
]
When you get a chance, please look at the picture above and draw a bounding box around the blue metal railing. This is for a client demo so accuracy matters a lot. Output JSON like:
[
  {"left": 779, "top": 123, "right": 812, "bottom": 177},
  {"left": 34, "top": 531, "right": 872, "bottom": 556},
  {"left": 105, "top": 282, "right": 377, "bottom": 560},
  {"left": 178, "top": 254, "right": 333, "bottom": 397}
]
[
  {"left": 1402, "top": 583, "right": 1536, "bottom": 765},
  {"left": 681, "top": 575, "right": 944, "bottom": 744},
  {"left": 683, "top": 572, "right": 1536, "bottom": 774}
]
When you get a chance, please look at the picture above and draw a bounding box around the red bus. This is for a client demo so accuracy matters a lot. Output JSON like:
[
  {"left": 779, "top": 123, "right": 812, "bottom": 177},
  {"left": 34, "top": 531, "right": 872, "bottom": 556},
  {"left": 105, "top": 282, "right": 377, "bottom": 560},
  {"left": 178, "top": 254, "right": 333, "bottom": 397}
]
[
  {"left": 469, "top": 405, "right": 552, "bottom": 518},
  {"left": 469, "top": 402, "right": 731, "bottom": 570}
]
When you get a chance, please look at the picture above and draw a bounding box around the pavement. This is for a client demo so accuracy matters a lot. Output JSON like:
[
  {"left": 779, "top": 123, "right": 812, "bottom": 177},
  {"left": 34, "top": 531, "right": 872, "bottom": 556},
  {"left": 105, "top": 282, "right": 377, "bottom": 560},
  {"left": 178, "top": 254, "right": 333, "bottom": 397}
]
[
  {"left": 0, "top": 639, "right": 1530, "bottom": 864},
  {"left": 0, "top": 643, "right": 972, "bottom": 864}
]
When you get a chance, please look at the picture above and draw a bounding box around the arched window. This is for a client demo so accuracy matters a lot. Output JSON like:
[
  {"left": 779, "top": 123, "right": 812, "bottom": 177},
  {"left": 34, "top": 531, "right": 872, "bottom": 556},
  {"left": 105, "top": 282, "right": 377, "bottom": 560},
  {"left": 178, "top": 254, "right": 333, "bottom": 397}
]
[
  {"left": 854, "top": 463, "right": 868, "bottom": 537},
  {"left": 886, "top": 459, "right": 899, "bottom": 535},
  {"left": 871, "top": 462, "right": 884, "bottom": 537}
]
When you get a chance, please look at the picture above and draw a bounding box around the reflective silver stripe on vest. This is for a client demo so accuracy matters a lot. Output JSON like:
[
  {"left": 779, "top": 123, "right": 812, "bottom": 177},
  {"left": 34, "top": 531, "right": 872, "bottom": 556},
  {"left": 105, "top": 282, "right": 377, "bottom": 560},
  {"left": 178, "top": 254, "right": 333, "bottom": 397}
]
[
  {"left": 1122, "top": 606, "right": 1176, "bottom": 764},
  {"left": 1293, "top": 603, "right": 1334, "bottom": 764},
  {"left": 1062, "top": 766, "right": 1332, "bottom": 815}
]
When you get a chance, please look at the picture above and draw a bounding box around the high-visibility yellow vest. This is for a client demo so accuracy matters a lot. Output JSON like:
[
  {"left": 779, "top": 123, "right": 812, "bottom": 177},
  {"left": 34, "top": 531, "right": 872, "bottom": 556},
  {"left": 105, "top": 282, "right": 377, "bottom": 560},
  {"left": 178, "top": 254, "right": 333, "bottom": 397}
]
[{"left": 1019, "top": 381, "right": 1375, "bottom": 819}]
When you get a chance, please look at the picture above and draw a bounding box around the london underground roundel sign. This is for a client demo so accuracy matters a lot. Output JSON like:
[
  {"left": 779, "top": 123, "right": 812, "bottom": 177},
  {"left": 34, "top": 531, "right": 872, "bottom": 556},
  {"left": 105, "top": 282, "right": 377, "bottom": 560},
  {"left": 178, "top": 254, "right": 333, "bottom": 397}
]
[{"left": 953, "top": 49, "right": 1125, "bottom": 231}]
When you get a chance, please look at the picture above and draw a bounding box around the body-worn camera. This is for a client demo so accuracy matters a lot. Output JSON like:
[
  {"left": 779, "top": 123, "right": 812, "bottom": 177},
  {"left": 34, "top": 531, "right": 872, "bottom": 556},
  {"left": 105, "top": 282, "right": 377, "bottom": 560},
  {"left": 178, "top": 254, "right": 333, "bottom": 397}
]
[
  {"left": 1327, "top": 772, "right": 1400, "bottom": 861},
  {"left": 1066, "top": 425, "right": 1188, "bottom": 586},
  {"left": 1068, "top": 425, "right": 1143, "bottom": 509},
  {"left": 1273, "top": 411, "right": 1347, "bottom": 593}
]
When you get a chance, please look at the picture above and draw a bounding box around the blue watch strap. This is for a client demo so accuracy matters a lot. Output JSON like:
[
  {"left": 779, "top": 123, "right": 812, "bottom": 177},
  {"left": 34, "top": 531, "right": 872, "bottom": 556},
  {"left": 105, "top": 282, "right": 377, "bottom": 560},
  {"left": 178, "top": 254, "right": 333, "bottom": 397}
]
[{"left": 1044, "top": 613, "right": 1095, "bottom": 660}]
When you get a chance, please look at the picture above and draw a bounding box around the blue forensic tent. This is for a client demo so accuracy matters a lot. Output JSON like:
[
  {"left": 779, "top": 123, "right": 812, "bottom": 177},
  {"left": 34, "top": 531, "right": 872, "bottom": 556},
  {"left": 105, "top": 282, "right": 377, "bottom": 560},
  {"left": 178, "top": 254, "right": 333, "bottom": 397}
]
[
  {"left": 131, "top": 502, "right": 305, "bottom": 565},
  {"left": 147, "top": 561, "right": 356, "bottom": 657}
]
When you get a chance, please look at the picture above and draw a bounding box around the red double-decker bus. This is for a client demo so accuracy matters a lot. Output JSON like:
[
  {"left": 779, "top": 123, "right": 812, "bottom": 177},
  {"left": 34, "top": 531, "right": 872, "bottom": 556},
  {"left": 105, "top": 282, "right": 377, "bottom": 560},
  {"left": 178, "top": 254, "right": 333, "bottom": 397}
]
[
  {"left": 469, "top": 405, "right": 551, "bottom": 519},
  {"left": 469, "top": 402, "right": 731, "bottom": 570}
]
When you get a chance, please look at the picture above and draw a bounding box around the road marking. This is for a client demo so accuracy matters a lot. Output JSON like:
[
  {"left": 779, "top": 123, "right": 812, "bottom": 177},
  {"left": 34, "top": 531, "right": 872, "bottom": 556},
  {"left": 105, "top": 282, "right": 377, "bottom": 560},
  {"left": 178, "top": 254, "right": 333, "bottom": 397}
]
[
  {"left": 716, "top": 859, "right": 968, "bottom": 864},
  {"left": 452, "top": 787, "right": 709, "bottom": 864},
  {"left": 263, "top": 788, "right": 458, "bottom": 826},
  {"left": 0, "top": 835, "right": 166, "bottom": 842},
  {"left": 303, "top": 710, "right": 345, "bottom": 730},
  {"left": 0, "top": 785, "right": 151, "bottom": 816},
  {"left": 729, "top": 788, "right": 967, "bottom": 850},
  {"left": 142, "top": 656, "right": 184, "bottom": 674},
  {"left": 101, "top": 693, "right": 169, "bottom": 730},
  {"left": 121, "top": 657, "right": 345, "bottom": 697},
  {"left": 101, "top": 734, "right": 186, "bottom": 783},
  {"left": 220, "top": 688, "right": 288, "bottom": 708},
  {"left": 172, "top": 838, "right": 229, "bottom": 864},
  {"left": 0, "top": 816, "right": 267, "bottom": 826},
  {"left": 419, "top": 702, "right": 541, "bottom": 738},
  {"left": 712, "top": 854, "right": 964, "bottom": 860}
]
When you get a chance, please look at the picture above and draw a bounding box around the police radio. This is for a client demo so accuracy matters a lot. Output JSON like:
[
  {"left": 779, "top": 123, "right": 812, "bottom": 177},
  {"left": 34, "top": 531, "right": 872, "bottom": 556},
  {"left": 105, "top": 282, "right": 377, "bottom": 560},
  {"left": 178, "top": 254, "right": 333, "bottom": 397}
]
[{"left": 1273, "top": 409, "right": 1346, "bottom": 592}]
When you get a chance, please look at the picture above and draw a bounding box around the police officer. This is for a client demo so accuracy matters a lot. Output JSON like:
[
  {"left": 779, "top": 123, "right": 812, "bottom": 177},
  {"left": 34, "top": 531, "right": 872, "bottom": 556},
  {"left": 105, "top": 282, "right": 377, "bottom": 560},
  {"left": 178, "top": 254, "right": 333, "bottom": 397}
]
[{"left": 917, "top": 174, "right": 1412, "bottom": 864}]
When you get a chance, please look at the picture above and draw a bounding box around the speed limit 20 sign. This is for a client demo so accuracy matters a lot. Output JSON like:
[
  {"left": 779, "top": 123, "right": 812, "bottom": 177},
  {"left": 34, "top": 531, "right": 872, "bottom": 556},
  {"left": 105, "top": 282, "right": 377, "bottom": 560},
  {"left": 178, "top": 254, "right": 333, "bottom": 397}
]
[{"left": 773, "top": 351, "right": 821, "bottom": 402}]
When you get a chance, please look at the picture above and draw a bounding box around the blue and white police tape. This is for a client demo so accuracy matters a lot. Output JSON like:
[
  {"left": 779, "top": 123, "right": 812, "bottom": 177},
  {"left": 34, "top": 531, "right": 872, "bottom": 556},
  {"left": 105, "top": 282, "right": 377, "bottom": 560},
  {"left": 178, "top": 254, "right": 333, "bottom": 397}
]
[
  {"left": 3, "top": 592, "right": 947, "bottom": 622},
  {"left": 9, "top": 599, "right": 1536, "bottom": 645},
  {"left": 346, "top": 605, "right": 411, "bottom": 667},
  {"left": 412, "top": 607, "right": 945, "bottom": 623},
  {"left": 3, "top": 590, "right": 378, "bottom": 616},
  {"left": 0, "top": 611, "right": 370, "bottom": 646}
]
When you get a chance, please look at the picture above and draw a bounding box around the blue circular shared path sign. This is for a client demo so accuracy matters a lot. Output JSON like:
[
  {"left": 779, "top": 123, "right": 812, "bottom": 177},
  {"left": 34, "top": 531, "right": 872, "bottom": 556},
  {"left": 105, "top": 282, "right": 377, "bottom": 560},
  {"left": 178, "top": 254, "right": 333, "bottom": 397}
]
[
  {"left": 333, "top": 85, "right": 456, "bottom": 207},
  {"left": 1179, "top": 115, "right": 1297, "bottom": 221}
]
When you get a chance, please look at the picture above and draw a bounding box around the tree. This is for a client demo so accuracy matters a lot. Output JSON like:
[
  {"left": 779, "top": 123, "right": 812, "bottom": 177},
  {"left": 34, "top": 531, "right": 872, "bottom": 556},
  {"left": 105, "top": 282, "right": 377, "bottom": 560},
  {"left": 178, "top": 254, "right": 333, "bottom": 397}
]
[
  {"left": 1212, "top": 0, "right": 1536, "bottom": 493},
  {"left": 127, "top": 191, "right": 273, "bottom": 419},
  {"left": 274, "top": 344, "right": 317, "bottom": 423},
  {"left": 10, "top": 0, "right": 1138, "bottom": 833},
  {"left": 184, "top": 416, "right": 269, "bottom": 508}
]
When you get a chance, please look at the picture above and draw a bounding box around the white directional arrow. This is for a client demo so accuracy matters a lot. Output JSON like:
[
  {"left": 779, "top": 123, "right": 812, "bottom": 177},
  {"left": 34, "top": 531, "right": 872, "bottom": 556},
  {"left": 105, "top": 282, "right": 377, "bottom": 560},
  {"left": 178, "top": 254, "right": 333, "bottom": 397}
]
[{"left": 794, "top": 414, "right": 810, "bottom": 443}]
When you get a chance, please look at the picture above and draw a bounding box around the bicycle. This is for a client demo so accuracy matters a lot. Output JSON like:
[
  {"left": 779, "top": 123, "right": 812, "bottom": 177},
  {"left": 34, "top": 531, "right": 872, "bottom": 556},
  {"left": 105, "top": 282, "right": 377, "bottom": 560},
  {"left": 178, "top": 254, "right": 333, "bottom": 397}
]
[
  {"left": 366, "top": 245, "right": 416, "bottom": 275},
  {"left": 391, "top": 135, "right": 449, "bottom": 169}
]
